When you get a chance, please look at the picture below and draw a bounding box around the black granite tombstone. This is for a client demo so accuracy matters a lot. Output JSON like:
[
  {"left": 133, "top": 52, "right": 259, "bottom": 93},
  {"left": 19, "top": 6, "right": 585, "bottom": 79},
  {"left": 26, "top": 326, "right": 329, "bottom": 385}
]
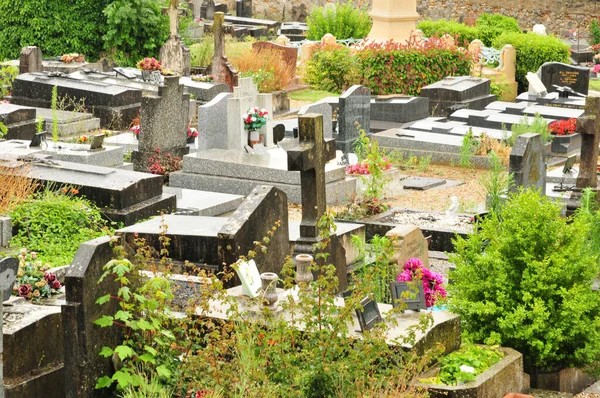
[{"left": 538, "top": 62, "right": 590, "bottom": 96}]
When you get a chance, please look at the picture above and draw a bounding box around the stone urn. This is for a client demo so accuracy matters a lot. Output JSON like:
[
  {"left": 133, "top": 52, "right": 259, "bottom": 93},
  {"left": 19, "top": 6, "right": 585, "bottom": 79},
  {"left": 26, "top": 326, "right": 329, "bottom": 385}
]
[
  {"left": 260, "top": 272, "right": 278, "bottom": 309},
  {"left": 294, "top": 254, "right": 313, "bottom": 286},
  {"left": 248, "top": 129, "right": 260, "bottom": 147}
]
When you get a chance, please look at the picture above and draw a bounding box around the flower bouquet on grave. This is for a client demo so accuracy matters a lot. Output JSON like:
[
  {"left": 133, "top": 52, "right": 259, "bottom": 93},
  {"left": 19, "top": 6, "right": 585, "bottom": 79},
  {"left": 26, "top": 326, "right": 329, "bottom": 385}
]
[
  {"left": 130, "top": 124, "right": 140, "bottom": 139},
  {"left": 396, "top": 258, "right": 447, "bottom": 308},
  {"left": 137, "top": 57, "right": 162, "bottom": 82},
  {"left": 548, "top": 118, "right": 577, "bottom": 136},
  {"left": 187, "top": 126, "right": 198, "bottom": 143},
  {"left": 14, "top": 248, "right": 62, "bottom": 302},
  {"left": 243, "top": 107, "right": 269, "bottom": 147},
  {"left": 61, "top": 53, "right": 85, "bottom": 63}
]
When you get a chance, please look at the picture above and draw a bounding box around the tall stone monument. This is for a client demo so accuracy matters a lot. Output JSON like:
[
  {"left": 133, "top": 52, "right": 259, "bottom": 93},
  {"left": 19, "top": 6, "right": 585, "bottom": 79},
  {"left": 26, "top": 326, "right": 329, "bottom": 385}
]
[
  {"left": 159, "top": 0, "right": 191, "bottom": 76},
  {"left": 367, "top": 0, "right": 420, "bottom": 44}
]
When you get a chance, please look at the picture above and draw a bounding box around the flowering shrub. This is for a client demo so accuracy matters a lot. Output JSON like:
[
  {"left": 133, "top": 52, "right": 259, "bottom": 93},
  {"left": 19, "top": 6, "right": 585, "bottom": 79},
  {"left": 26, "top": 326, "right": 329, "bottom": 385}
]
[
  {"left": 15, "top": 249, "right": 62, "bottom": 301},
  {"left": 548, "top": 118, "right": 577, "bottom": 136},
  {"left": 594, "top": 62, "right": 600, "bottom": 72},
  {"left": 396, "top": 258, "right": 447, "bottom": 308},
  {"left": 357, "top": 36, "right": 473, "bottom": 96},
  {"left": 590, "top": 43, "right": 600, "bottom": 54},
  {"left": 243, "top": 107, "right": 268, "bottom": 131},
  {"left": 137, "top": 57, "right": 162, "bottom": 72},
  {"left": 346, "top": 158, "right": 391, "bottom": 175},
  {"left": 148, "top": 148, "right": 182, "bottom": 184},
  {"left": 76, "top": 135, "right": 89, "bottom": 144},
  {"left": 187, "top": 126, "right": 198, "bottom": 138}
]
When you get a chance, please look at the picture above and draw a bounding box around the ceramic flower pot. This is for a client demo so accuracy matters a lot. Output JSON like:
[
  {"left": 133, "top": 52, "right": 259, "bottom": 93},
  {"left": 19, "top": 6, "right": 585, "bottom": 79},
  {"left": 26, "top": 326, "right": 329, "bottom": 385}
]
[
  {"left": 248, "top": 129, "right": 260, "bottom": 148},
  {"left": 260, "top": 272, "right": 278, "bottom": 308},
  {"left": 294, "top": 254, "right": 313, "bottom": 286}
]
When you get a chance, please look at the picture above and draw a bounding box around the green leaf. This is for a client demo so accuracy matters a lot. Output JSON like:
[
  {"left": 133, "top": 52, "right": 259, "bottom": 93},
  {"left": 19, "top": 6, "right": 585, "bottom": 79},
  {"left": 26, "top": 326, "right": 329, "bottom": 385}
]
[
  {"left": 138, "top": 353, "right": 156, "bottom": 364},
  {"left": 98, "top": 346, "right": 114, "bottom": 358},
  {"left": 114, "top": 345, "right": 135, "bottom": 360},
  {"left": 95, "top": 376, "right": 113, "bottom": 389},
  {"left": 137, "top": 319, "right": 153, "bottom": 331},
  {"left": 95, "top": 294, "right": 111, "bottom": 305},
  {"left": 144, "top": 345, "right": 158, "bottom": 356},
  {"left": 114, "top": 310, "right": 132, "bottom": 322},
  {"left": 112, "top": 370, "right": 134, "bottom": 389},
  {"left": 156, "top": 364, "right": 172, "bottom": 379},
  {"left": 94, "top": 316, "right": 114, "bottom": 327}
]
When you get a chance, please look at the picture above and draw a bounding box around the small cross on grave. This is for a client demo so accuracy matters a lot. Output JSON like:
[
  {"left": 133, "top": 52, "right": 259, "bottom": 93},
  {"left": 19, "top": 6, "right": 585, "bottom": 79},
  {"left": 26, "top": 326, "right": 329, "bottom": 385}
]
[
  {"left": 576, "top": 96, "right": 600, "bottom": 189},
  {"left": 287, "top": 114, "right": 336, "bottom": 239}
]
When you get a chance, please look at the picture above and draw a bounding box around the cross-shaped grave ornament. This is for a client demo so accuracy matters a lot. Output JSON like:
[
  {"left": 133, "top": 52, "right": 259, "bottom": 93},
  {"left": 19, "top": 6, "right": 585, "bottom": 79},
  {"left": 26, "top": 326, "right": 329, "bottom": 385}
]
[
  {"left": 287, "top": 114, "right": 336, "bottom": 239},
  {"left": 576, "top": 95, "right": 600, "bottom": 189},
  {"left": 167, "top": 0, "right": 186, "bottom": 37}
]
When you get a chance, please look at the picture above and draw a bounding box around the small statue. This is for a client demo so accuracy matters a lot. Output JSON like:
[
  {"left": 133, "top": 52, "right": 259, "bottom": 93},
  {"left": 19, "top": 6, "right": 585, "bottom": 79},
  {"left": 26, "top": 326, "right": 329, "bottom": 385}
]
[{"left": 445, "top": 196, "right": 459, "bottom": 216}]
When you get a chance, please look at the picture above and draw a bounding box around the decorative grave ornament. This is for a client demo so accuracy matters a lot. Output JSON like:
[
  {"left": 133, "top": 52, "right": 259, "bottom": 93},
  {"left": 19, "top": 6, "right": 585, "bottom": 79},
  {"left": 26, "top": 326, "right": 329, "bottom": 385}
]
[
  {"left": 243, "top": 106, "right": 269, "bottom": 147},
  {"left": 356, "top": 296, "right": 383, "bottom": 332},
  {"left": 89, "top": 133, "right": 105, "bottom": 151},
  {"left": 390, "top": 281, "right": 426, "bottom": 312},
  {"left": 260, "top": 272, "right": 278, "bottom": 309},
  {"left": 294, "top": 254, "right": 313, "bottom": 286},
  {"left": 236, "top": 259, "right": 261, "bottom": 298},
  {"left": 0, "top": 257, "right": 18, "bottom": 302}
]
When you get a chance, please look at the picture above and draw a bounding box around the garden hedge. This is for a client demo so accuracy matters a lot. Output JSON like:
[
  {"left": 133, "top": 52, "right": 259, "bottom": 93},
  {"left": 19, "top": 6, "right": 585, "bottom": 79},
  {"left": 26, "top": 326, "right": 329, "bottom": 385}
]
[{"left": 417, "top": 19, "right": 479, "bottom": 45}]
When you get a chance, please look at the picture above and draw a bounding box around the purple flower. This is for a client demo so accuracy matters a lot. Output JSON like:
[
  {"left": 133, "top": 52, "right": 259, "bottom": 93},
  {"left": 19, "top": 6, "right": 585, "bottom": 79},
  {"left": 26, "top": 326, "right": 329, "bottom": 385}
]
[
  {"left": 44, "top": 272, "right": 57, "bottom": 283},
  {"left": 18, "top": 284, "right": 32, "bottom": 297},
  {"left": 52, "top": 280, "right": 61, "bottom": 290}
]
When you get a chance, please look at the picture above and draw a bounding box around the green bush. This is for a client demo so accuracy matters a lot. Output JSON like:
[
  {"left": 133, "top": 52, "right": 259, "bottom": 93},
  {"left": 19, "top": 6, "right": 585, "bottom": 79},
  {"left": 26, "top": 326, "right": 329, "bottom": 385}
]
[
  {"left": 417, "top": 19, "right": 479, "bottom": 44},
  {"left": 103, "top": 0, "right": 169, "bottom": 66},
  {"left": 10, "top": 188, "right": 109, "bottom": 267},
  {"left": 476, "top": 13, "right": 520, "bottom": 47},
  {"left": 448, "top": 189, "right": 600, "bottom": 372},
  {"left": 190, "top": 36, "right": 214, "bottom": 67},
  {"left": 0, "top": 0, "right": 111, "bottom": 60},
  {"left": 306, "top": 1, "right": 372, "bottom": 41},
  {"left": 493, "top": 32, "right": 569, "bottom": 92},
  {"left": 304, "top": 45, "right": 360, "bottom": 93},
  {"left": 357, "top": 37, "right": 472, "bottom": 96},
  {"left": 591, "top": 21, "right": 600, "bottom": 46}
]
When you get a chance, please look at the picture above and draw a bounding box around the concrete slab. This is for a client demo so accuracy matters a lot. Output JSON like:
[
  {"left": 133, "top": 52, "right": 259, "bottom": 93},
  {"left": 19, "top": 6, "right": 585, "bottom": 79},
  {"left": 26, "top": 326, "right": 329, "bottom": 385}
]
[{"left": 403, "top": 176, "right": 446, "bottom": 190}]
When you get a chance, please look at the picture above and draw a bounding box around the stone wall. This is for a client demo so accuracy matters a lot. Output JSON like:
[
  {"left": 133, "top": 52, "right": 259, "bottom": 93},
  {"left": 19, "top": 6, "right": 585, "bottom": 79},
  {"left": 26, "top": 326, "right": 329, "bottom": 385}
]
[{"left": 221, "top": 0, "right": 600, "bottom": 38}]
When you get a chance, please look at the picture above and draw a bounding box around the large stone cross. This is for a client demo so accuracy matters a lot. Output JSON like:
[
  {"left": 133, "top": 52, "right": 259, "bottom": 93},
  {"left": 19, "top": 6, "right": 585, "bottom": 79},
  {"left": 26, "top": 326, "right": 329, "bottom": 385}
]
[
  {"left": 287, "top": 114, "right": 336, "bottom": 239},
  {"left": 168, "top": 0, "right": 184, "bottom": 37},
  {"left": 576, "top": 95, "right": 600, "bottom": 189}
]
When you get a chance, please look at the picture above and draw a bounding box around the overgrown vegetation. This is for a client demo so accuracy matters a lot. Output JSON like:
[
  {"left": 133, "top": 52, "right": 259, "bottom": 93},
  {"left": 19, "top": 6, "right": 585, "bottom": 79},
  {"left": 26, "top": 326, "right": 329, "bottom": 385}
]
[
  {"left": 0, "top": 166, "right": 37, "bottom": 216},
  {"left": 480, "top": 151, "right": 513, "bottom": 214},
  {"left": 304, "top": 45, "right": 360, "bottom": 93},
  {"left": 508, "top": 113, "right": 552, "bottom": 146},
  {"left": 231, "top": 48, "right": 294, "bottom": 93},
  {"left": 0, "top": 65, "right": 18, "bottom": 98},
  {"left": 306, "top": 1, "right": 372, "bottom": 41},
  {"left": 10, "top": 187, "right": 109, "bottom": 267},
  {"left": 493, "top": 32, "right": 570, "bottom": 91},
  {"left": 94, "top": 214, "right": 440, "bottom": 396},
  {"left": 449, "top": 189, "right": 600, "bottom": 373},
  {"left": 459, "top": 129, "right": 478, "bottom": 168},
  {"left": 591, "top": 21, "right": 600, "bottom": 46},
  {"left": 351, "top": 234, "right": 397, "bottom": 304},
  {"left": 475, "top": 14, "right": 520, "bottom": 47}
]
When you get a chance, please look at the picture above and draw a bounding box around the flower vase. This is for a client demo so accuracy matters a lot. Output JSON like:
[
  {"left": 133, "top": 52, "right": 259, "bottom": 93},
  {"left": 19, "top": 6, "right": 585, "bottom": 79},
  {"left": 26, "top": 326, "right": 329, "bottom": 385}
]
[
  {"left": 141, "top": 70, "right": 151, "bottom": 81},
  {"left": 186, "top": 136, "right": 195, "bottom": 144},
  {"left": 294, "top": 254, "right": 313, "bottom": 287},
  {"left": 260, "top": 272, "right": 278, "bottom": 309},
  {"left": 248, "top": 129, "right": 260, "bottom": 148}
]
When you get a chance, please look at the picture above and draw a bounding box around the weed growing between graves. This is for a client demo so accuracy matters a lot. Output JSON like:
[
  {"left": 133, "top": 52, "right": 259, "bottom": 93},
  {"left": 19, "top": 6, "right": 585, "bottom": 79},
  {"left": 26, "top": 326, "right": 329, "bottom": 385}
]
[
  {"left": 448, "top": 189, "right": 600, "bottom": 374},
  {"left": 305, "top": 1, "right": 372, "bottom": 41},
  {"left": 51, "top": 85, "right": 59, "bottom": 143},
  {"left": 480, "top": 151, "right": 513, "bottom": 214},
  {"left": 474, "top": 133, "right": 511, "bottom": 166},
  {"left": 459, "top": 129, "right": 478, "bottom": 168},
  {"left": 10, "top": 186, "right": 110, "bottom": 267},
  {"left": 0, "top": 165, "right": 37, "bottom": 215},
  {"left": 509, "top": 113, "right": 552, "bottom": 146},
  {"left": 387, "top": 151, "right": 432, "bottom": 172},
  {"left": 0, "top": 65, "right": 18, "bottom": 98},
  {"left": 0, "top": 121, "right": 6, "bottom": 139},
  {"left": 351, "top": 234, "right": 397, "bottom": 304},
  {"left": 95, "top": 213, "right": 440, "bottom": 397},
  {"left": 231, "top": 48, "right": 294, "bottom": 93}
]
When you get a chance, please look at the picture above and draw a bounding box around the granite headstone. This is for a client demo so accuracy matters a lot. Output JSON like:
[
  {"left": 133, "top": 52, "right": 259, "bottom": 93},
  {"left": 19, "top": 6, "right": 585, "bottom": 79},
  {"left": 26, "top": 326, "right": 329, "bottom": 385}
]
[
  {"left": 509, "top": 133, "right": 546, "bottom": 195},
  {"left": 337, "top": 85, "right": 371, "bottom": 154},
  {"left": 198, "top": 92, "right": 232, "bottom": 150},
  {"left": 538, "top": 62, "right": 589, "bottom": 96}
]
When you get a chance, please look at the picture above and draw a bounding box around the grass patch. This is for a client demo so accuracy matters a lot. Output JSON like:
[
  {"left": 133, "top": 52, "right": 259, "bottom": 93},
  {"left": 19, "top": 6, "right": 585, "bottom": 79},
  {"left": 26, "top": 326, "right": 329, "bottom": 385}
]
[
  {"left": 590, "top": 79, "right": 600, "bottom": 91},
  {"left": 288, "top": 89, "right": 338, "bottom": 103}
]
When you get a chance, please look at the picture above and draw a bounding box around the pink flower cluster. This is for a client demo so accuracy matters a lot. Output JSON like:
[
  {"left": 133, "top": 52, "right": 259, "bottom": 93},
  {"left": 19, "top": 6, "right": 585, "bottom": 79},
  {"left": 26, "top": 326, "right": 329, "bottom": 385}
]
[
  {"left": 187, "top": 126, "right": 198, "bottom": 138},
  {"left": 137, "top": 57, "right": 162, "bottom": 72},
  {"left": 396, "top": 258, "right": 447, "bottom": 308},
  {"left": 345, "top": 158, "right": 391, "bottom": 175},
  {"left": 130, "top": 125, "right": 140, "bottom": 135}
]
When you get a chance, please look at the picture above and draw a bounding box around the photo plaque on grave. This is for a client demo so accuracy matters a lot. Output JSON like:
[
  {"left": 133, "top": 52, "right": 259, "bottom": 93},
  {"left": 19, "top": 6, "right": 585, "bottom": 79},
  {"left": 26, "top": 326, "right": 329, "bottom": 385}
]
[
  {"left": 356, "top": 296, "right": 383, "bottom": 332},
  {"left": 390, "top": 281, "right": 425, "bottom": 312}
]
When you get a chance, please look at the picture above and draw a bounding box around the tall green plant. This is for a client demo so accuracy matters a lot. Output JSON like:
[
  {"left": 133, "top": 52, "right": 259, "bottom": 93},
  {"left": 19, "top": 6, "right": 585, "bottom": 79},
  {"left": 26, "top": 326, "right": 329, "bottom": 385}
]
[
  {"left": 51, "top": 85, "right": 59, "bottom": 143},
  {"left": 459, "top": 129, "right": 478, "bottom": 168},
  {"left": 306, "top": 1, "right": 372, "bottom": 41},
  {"left": 480, "top": 151, "right": 513, "bottom": 214},
  {"left": 102, "top": 0, "right": 169, "bottom": 66},
  {"left": 351, "top": 234, "right": 397, "bottom": 304},
  {"left": 304, "top": 45, "right": 360, "bottom": 93},
  {"left": 449, "top": 189, "right": 600, "bottom": 373},
  {"left": 509, "top": 113, "right": 551, "bottom": 146},
  {"left": 0, "top": 66, "right": 18, "bottom": 99}
]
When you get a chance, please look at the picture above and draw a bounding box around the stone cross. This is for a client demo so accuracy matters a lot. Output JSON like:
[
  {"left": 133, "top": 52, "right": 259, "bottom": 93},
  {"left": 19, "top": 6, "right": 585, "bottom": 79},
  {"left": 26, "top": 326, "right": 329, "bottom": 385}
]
[
  {"left": 287, "top": 114, "right": 336, "bottom": 238},
  {"left": 576, "top": 95, "right": 600, "bottom": 189},
  {"left": 169, "top": 0, "right": 180, "bottom": 37},
  {"left": 212, "top": 12, "right": 226, "bottom": 83}
]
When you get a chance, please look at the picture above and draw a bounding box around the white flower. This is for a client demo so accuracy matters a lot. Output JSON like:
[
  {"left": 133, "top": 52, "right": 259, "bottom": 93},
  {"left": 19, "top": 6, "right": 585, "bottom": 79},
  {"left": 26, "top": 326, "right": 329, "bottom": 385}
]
[
  {"left": 243, "top": 114, "right": 248, "bottom": 119},
  {"left": 251, "top": 117, "right": 256, "bottom": 122},
  {"left": 459, "top": 365, "right": 475, "bottom": 373},
  {"left": 261, "top": 108, "right": 266, "bottom": 113}
]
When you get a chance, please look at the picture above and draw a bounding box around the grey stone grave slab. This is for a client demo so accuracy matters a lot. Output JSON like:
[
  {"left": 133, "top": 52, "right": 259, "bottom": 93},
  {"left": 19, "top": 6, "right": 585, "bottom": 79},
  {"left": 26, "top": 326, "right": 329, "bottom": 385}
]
[
  {"left": 403, "top": 177, "right": 447, "bottom": 190},
  {"left": 522, "top": 105, "right": 584, "bottom": 121},
  {"left": 298, "top": 102, "right": 332, "bottom": 138},
  {"left": 537, "top": 62, "right": 590, "bottom": 95},
  {"left": 0, "top": 158, "right": 175, "bottom": 225},
  {"left": 198, "top": 92, "right": 232, "bottom": 151},
  {"left": 448, "top": 108, "right": 499, "bottom": 123},
  {"left": 509, "top": 133, "right": 546, "bottom": 194},
  {"left": 0, "top": 103, "right": 38, "bottom": 140},
  {"left": 169, "top": 147, "right": 356, "bottom": 204},
  {"left": 0, "top": 217, "right": 12, "bottom": 247},
  {"left": 19, "top": 46, "right": 43, "bottom": 74},
  {"left": 337, "top": 85, "right": 371, "bottom": 154},
  {"left": 420, "top": 76, "right": 496, "bottom": 117},
  {"left": 35, "top": 107, "right": 100, "bottom": 138},
  {"left": 516, "top": 92, "right": 586, "bottom": 110},
  {"left": 485, "top": 101, "right": 528, "bottom": 114},
  {"left": 0, "top": 257, "right": 18, "bottom": 302},
  {"left": 62, "top": 236, "right": 125, "bottom": 397},
  {"left": 373, "top": 129, "right": 465, "bottom": 153},
  {"left": 252, "top": 143, "right": 268, "bottom": 154},
  {"left": 104, "top": 132, "right": 139, "bottom": 153},
  {"left": 42, "top": 141, "right": 124, "bottom": 168},
  {"left": 224, "top": 15, "right": 279, "bottom": 29},
  {"left": 478, "top": 112, "right": 555, "bottom": 131},
  {"left": 163, "top": 187, "right": 244, "bottom": 216},
  {"left": 179, "top": 76, "right": 230, "bottom": 102},
  {"left": 370, "top": 96, "right": 429, "bottom": 123},
  {"left": 132, "top": 76, "right": 190, "bottom": 172},
  {"left": 10, "top": 73, "right": 142, "bottom": 129}
]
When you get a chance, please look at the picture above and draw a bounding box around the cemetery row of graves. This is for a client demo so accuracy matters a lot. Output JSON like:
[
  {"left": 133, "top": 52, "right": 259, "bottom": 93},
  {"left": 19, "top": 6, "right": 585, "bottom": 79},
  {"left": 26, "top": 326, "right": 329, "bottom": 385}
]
[{"left": 2, "top": 0, "right": 600, "bottom": 397}]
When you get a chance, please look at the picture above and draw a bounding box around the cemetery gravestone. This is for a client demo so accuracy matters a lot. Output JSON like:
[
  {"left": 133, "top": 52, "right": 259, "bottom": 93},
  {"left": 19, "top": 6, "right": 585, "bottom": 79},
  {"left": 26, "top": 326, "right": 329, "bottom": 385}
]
[
  {"left": 420, "top": 76, "right": 496, "bottom": 117},
  {"left": 198, "top": 92, "right": 232, "bottom": 150},
  {"left": 132, "top": 76, "right": 190, "bottom": 172},
  {"left": 288, "top": 114, "right": 348, "bottom": 291},
  {"left": 227, "top": 77, "right": 273, "bottom": 150},
  {"left": 298, "top": 102, "right": 332, "bottom": 139},
  {"left": 218, "top": 185, "right": 290, "bottom": 284},
  {"left": 538, "top": 62, "right": 589, "bottom": 96},
  {"left": 236, "top": 0, "right": 252, "bottom": 18},
  {"left": 509, "top": 133, "right": 546, "bottom": 195},
  {"left": 0, "top": 103, "right": 38, "bottom": 140},
  {"left": 385, "top": 224, "right": 430, "bottom": 270},
  {"left": 19, "top": 46, "right": 43, "bottom": 74},
  {"left": 576, "top": 96, "right": 600, "bottom": 189},
  {"left": 160, "top": 0, "right": 191, "bottom": 76},
  {"left": 337, "top": 85, "right": 371, "bottom": 154}
]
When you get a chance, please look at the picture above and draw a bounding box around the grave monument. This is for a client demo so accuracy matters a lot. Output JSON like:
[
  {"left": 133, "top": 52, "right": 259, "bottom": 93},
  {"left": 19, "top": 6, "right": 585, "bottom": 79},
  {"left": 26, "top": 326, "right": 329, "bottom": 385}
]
[
  {"left": 367, "top": 0, "right": 420, "bottom": 44},
  {"left": 159, "top": 0, "right": 191, "bottom": 76}
]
